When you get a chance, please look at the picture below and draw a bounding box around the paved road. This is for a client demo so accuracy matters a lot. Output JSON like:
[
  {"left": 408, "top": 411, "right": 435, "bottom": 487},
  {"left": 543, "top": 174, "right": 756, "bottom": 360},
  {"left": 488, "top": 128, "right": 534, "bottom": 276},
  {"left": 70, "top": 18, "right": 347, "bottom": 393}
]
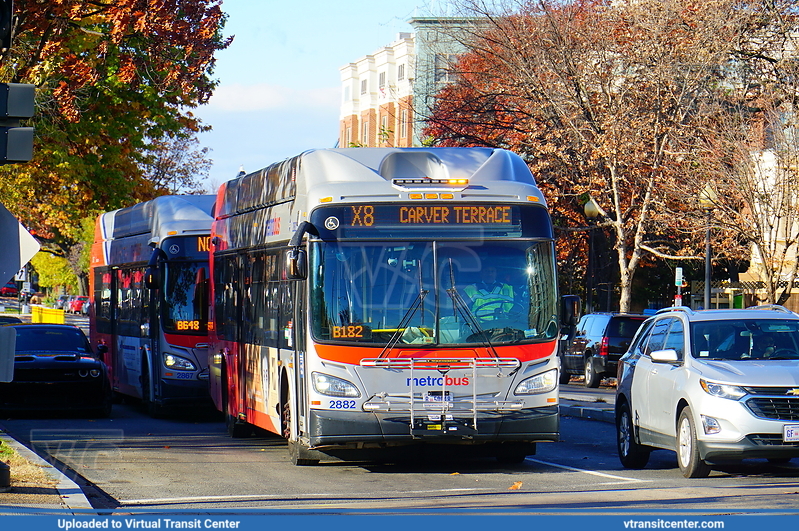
[
  {"left": 3, "top": 311, "right": 798, "bottom": 514},
  {"left": 2, "top": 395, "right": 798, "bottom": 514}
]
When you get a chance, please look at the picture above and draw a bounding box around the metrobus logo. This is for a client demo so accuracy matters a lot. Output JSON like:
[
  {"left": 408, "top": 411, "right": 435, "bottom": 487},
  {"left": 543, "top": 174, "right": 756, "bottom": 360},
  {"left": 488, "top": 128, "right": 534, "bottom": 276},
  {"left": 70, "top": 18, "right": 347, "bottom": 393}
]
[{"left": 406, "top": 376, "right": 470, "bottom": 386}]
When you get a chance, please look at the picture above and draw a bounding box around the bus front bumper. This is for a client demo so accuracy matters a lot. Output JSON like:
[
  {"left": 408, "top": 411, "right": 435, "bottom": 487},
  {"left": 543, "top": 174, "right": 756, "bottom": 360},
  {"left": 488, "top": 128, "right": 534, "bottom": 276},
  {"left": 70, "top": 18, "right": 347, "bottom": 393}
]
[
  {"left": 158, "top": 377, "right": 212, "bottom": 408},
  {"left": 307, "top": 406, "right": 559, "bottom": 448}
]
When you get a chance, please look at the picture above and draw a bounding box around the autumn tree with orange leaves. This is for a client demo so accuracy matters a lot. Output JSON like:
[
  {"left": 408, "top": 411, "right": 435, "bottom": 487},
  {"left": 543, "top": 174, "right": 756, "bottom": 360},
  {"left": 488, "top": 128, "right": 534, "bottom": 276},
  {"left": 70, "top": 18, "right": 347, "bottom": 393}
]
[
  {"left": 0, "top": 0, "right": 230, "bottom": 276},
  {"left": 424, "top": 0, "right": 799, "bottom": 311}
]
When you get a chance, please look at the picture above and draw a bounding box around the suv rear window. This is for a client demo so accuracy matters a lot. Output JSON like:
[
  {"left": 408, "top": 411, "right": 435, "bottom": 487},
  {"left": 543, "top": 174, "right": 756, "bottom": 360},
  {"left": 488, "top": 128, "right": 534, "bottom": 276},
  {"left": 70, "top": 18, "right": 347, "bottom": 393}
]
[{"left": 607, "top": 317, "right": 646, "bottom": 338}]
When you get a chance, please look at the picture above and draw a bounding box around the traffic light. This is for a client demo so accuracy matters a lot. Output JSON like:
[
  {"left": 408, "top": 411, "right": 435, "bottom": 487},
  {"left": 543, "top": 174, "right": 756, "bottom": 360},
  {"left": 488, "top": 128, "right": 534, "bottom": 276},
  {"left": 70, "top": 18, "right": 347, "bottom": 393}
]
[
  {"left": 0, "top": 83, "right": 34, "bottom": 163},
  {"left": 0, "top": 0, "right": 12, "bottom": 51}
]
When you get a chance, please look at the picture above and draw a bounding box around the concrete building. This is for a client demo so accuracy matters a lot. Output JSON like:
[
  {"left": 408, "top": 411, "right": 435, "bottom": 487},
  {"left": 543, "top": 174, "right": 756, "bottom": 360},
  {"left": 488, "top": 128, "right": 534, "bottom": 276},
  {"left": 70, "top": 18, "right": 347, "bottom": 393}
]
[{"left": 339, "top": 18, "right": 477, "bottom": 148}]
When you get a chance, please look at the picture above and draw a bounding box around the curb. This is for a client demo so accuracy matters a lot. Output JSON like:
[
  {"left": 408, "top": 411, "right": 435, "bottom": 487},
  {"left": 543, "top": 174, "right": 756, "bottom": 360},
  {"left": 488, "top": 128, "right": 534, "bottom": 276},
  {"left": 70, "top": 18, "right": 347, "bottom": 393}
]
[
  {"left": 560, "top": 404, "right": 615, "bottom": 424},
  {"left": 0, "top": 432, "right": 93, "bottom": 513}
]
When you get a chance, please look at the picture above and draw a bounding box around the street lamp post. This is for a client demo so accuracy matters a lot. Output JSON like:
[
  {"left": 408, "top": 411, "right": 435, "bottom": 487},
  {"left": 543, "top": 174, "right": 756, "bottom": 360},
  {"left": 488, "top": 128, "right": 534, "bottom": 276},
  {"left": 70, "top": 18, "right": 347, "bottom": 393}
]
[
  {"left": 584, "top": 197, "right": 601, "bottom": 313},
  {"left": 698, "top": 184, "right": 718, "bottom": 310}
]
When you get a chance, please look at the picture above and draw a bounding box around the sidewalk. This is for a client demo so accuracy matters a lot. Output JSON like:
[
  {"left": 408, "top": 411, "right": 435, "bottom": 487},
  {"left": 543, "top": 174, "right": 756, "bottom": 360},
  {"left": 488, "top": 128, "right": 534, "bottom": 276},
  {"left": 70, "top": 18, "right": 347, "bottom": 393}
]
[
  {"left": 0, "top": 432, "right": 93, "bottom": 514},
  {"left": 0, "top": 389, "right": 615, "bottom": 513},
  {"left": 559, "top": 387, "right": 616, "bottom": 424}
]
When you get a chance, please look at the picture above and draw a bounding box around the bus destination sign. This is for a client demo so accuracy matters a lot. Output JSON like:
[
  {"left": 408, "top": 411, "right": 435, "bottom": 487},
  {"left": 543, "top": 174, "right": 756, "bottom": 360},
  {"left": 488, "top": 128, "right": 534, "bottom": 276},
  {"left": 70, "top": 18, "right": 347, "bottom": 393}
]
[
  {"left": 350, "top": 204, "right": 513, "bottom": 227},
  {"left": 308, "top": 202, "right": 553, "bottom": 239}
]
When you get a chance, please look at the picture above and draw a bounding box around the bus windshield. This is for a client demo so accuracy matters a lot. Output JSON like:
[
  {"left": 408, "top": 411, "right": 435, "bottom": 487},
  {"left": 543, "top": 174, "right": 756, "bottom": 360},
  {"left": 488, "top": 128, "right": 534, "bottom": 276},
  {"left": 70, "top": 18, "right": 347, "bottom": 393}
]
[
  {"left": 310, "top": 240, "right": 558, "bottom": 346},
  {"left": 162, "top": 261, "right": 209, "bottom": 334}
]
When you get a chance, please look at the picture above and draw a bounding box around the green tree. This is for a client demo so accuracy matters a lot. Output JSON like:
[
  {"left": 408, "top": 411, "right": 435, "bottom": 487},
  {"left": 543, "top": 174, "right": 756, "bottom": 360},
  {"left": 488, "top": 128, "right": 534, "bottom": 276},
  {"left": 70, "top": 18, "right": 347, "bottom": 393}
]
[{"left": 30, "top": 252, "right": 78, "bottom": 294}]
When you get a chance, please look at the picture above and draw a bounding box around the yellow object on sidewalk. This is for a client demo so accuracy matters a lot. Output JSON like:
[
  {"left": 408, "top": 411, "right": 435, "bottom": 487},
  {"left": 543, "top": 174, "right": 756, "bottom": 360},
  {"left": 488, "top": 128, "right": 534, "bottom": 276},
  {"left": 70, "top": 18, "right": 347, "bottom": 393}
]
[{"left": 30, "top": 306, "right": 65, "bottom": 324}]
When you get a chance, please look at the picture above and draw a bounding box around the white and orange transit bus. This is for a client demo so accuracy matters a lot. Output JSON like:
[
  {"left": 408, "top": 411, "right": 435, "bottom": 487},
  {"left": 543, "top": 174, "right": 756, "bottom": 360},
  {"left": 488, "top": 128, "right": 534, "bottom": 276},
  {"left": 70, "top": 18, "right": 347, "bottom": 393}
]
[
  {"left": 89, "top": 195, "right": 216, "bottom": 416},
  {"left": 209, "top": 147, "right": 572, "bottom": 464}
]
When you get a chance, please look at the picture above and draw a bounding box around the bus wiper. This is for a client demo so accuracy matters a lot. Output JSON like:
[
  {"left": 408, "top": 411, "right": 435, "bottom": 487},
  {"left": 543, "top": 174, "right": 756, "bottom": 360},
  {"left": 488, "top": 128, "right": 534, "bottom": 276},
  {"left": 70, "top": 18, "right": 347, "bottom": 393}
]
[
  {"left": 445, "top": 259, "right": 501, "bottom": 359},
  {"left": 377, "top": 288, "right": 429, "bottom": 359}
]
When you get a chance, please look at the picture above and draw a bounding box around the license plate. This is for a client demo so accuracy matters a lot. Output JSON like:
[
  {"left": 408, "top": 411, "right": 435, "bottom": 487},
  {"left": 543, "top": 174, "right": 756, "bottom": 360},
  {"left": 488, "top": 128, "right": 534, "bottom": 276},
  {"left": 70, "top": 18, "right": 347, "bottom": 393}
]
[
  {"left": 425, "top": 391, "right": 452, "bottom": 402},
  {"left": 783, "top": 424, "right": 799, "bottom": 442}
]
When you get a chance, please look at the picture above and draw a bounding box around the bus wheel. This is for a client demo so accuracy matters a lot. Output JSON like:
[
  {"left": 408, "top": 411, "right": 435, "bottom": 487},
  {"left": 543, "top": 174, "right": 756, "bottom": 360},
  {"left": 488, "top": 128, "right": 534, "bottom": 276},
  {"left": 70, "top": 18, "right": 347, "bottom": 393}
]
[
  {"left": 282, "top": 400, "right": 319, "bottom": 466},
  {"left": 288, "top": 438, "right": 320, "bottom": 466},
  {"left": 225, "top": 409, "right": 251, "bottom": 438},
  {"left": 222, "top": 365, "right": 251, "bottom": 438},
  {"left": 141, "top": 361, "right": 165, "bottom": 418}
]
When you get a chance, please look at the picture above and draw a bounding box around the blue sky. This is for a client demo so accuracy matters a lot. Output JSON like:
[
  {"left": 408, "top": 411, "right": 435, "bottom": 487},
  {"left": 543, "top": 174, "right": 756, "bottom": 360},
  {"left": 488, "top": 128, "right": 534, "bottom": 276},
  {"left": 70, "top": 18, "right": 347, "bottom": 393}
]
[{"left": 193, "top": 0, "right": 434, "bottom": 191}]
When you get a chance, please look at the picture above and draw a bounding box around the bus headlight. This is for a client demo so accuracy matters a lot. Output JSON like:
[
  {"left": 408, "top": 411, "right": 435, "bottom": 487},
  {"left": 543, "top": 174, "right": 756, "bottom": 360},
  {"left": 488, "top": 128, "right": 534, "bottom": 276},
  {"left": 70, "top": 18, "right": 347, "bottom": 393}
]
[
  {"left": 514, "top": 369, "right": 557, "bottom": 395},
  {"left": 164, "top": 353, "right": 196, "bottom": 371},
  {"left": 312, "top": 372, "right": 361, "bottom": 398}
]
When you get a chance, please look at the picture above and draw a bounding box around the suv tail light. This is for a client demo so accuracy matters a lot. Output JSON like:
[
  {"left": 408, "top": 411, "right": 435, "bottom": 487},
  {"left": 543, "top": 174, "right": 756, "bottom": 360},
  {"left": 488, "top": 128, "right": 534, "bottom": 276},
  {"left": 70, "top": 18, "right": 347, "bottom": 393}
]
[{"left": 599, "top": 337, "right": 609, "bottom": 357}]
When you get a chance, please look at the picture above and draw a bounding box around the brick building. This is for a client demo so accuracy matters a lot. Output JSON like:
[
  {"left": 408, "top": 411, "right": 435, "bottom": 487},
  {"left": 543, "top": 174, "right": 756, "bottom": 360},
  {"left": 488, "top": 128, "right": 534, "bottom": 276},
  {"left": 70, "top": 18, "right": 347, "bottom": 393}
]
[{"left": 339, "top": 18, "right": 476, "bottom": 148}]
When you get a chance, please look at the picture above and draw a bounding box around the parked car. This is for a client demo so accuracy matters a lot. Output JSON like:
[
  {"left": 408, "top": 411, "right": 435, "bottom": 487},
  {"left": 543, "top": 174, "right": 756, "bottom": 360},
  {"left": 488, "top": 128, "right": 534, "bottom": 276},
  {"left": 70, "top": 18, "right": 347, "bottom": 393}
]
[
  {"left": 54, "top": 294, "right": 70, "bottom": 309},
  {"left": 559, "top": 312, "right": 646, "bottom": 387},
  {"left": 0, "top": 282, "right": 18, "bottom": 297},
  {"left": 68, "top": 295, "right": 89, "bottom": 314},
  {"left": 0, "top": 323, "right": 112, "bottom": 417},
  {"left": 616, "top": 305, "right": 799, "bottom": 478},
  {"left": 0, "top": 316, "right": 23, "bottom": 324}
]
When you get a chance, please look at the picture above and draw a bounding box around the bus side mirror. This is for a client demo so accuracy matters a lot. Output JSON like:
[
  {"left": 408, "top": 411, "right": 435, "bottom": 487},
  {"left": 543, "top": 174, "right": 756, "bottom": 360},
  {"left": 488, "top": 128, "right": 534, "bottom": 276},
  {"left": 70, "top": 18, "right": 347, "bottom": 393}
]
[
  {"left": 144, "top": 247, "right": 168, "bottom": 289},
  {"left": 144, "top": 267, "right": 160, "bottom": 289},
  {"left": 287, "top": 248, "right": 307, "bottom": 280}
]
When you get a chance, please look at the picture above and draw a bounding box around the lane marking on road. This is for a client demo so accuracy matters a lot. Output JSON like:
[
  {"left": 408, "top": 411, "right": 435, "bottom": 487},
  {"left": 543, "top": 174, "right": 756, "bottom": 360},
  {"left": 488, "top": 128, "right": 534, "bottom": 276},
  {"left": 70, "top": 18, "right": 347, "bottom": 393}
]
[{"left": 526, "top": 458, "right": 645, "bottom": 483}]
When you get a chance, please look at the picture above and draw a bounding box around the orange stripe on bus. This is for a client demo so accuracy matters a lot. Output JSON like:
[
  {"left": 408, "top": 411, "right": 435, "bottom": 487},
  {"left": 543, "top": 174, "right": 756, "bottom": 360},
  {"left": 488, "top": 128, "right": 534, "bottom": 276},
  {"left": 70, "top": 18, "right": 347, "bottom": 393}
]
[{"left": 314, "top": 341, "right": 555, "bottom": 365}]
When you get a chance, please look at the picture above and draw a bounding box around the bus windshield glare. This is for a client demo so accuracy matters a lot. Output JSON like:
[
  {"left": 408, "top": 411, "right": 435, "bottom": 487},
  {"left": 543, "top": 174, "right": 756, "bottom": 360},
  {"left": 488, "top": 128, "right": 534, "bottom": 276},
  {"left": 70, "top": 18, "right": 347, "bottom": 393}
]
[
  {"left": 310, "top": 240, "right": 558, "bottom": 346},
  {"left": 162, "top": 262, "right": 209, "bottom": 334}
]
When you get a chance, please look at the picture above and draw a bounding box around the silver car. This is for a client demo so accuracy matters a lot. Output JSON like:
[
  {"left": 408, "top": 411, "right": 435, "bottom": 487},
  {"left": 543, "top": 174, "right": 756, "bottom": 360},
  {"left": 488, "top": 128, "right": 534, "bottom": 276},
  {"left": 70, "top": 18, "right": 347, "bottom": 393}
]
[{"left": 616, "top": 305, "right": 799, "bottom": 477}]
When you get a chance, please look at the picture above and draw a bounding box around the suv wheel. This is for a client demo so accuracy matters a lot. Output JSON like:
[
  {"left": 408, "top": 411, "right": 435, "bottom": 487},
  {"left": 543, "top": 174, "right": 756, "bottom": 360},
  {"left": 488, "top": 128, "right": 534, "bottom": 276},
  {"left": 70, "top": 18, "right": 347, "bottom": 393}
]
[
  {"left": 677, "top": 406, "right": 711, "bottom": 478},
  {"left": 616, "top": 402, "right": 650, "bottom": 468},
  {"left": 583, "top": 357, "right": 601, "bottom": 388}
]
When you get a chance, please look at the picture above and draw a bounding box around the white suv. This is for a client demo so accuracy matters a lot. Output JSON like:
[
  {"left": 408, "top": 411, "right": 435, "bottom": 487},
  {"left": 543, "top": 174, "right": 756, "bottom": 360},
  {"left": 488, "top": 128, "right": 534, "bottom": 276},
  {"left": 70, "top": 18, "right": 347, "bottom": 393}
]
[{"left": 616, "top": 305, "right": 799, "bottom": 477}]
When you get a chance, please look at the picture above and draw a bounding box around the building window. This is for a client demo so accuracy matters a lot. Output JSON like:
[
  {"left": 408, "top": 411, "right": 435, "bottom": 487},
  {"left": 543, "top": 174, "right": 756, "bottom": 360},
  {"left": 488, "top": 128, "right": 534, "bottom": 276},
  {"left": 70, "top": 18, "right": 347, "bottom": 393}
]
[
  {"left": 362, "top": 121, "right": 369, "bottom": 145},
  {"left": 400, "top": 109, "right": 408, "bottom": 139},
  {"left": 435, "top": 54, "right": 459, "bottom": 84},
  {"left": 378, "top": 72, "right": 386, "bottom": 90},
  {"left": 360, "top": 79, "right": 367, "bottom": 95},
  {"left": 398, "top": 64, "right": 405, "bottom": 81}
]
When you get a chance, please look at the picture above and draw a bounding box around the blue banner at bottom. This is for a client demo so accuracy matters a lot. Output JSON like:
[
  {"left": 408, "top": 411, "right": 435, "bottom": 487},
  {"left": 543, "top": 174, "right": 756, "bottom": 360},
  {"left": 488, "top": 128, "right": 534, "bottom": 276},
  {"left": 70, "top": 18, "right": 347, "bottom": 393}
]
[{"left": 0, "top": 514, "right": 794, "bottom": 531}]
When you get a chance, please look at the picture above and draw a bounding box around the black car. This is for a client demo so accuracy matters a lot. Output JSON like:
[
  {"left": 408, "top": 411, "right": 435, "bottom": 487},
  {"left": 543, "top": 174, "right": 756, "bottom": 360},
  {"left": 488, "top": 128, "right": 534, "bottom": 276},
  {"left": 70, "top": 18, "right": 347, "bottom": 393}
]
[
  {"left": 559, "top": 312, "right": 646, "bottom": 387},
  {"left": 0, "top": 315, "right": 23, "bottom": 324},
  {"left": 0, "top": 323, "right": 112, "bottom": 417}
]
